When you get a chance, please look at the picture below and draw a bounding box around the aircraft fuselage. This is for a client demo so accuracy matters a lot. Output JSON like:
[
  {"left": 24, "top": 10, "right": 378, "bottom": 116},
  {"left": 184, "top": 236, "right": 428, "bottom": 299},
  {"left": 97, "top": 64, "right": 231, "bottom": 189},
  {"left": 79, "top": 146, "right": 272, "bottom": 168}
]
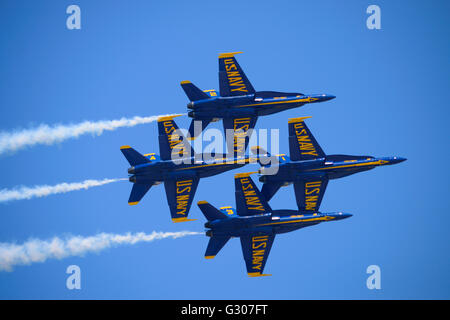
[
  {"left": 187, "top": 93, "right": 335, "bottom": 119},
  {"left": 128, "top": 155, "right": 258, "bottom": 183},
  {"left": 259, "top": 155, "right": 406, "bottom": 183},
  {"left": 205, "top": 211, "right": 351, "bottom": 238}
]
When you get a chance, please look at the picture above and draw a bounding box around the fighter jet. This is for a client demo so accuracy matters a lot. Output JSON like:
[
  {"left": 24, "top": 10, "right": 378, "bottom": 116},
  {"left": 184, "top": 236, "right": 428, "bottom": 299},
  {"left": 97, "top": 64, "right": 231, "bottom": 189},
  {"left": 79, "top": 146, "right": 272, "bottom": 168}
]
[
  {"left": 198, "top": 172, "right": 352, "bottom": 277},
  {"left": 253, "top": 116, "right": 406, "bottom": 211},
  {"left": 180, "top": 52, "right": 335, "bottom": 155},
  {"left": 120, "top": 115, "right": 260, "bottom": 223}
]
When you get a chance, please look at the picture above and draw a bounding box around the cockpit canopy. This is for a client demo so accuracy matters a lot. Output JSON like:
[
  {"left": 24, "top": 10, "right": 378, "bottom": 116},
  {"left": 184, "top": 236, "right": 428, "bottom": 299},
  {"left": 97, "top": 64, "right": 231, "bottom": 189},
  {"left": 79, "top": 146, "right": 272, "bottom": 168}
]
[
  {"left": 325, "top": 154, "right": 374, "bottom": 162},
  {"left": 255, "top": 91, "right": 303, "bottom": 99}
]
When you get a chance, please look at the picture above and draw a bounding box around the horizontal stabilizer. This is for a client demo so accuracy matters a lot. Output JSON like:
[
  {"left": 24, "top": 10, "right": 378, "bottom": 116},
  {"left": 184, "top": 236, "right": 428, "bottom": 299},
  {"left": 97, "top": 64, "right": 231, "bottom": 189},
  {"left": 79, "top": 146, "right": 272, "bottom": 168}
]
[
  {"left": 180, "top": 81, "right": 209, "bottom": 101},
  {"left": 198, "top": 201, "right": 228, "bottom": 221},
  {"left": 188, "top": 118, "right": 213, "bottom": 140},
  {"left": 128, "top": 183, "right": 152, "bottom": 205},
  {"left": 261, "top": 181, "right": 285, "bottom": 201},
  {"left": 120, "top": 146, "right": 150, "bottom": 166},
  {"left": 205, "top": 235, "right": 231, "bottom": 259}
]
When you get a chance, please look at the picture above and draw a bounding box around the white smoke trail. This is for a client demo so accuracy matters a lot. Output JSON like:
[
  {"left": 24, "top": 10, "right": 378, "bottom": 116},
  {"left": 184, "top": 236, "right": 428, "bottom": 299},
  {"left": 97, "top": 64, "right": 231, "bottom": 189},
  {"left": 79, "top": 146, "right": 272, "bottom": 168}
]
[
  {"left": 0, "top": 231, "right": 202, "bottom": 271},
  {"left": 0, "top": 178, "right": 127, "bottom": 203},
  {"left": 0, "top": 114, "right": 182, "bottom": 155}
]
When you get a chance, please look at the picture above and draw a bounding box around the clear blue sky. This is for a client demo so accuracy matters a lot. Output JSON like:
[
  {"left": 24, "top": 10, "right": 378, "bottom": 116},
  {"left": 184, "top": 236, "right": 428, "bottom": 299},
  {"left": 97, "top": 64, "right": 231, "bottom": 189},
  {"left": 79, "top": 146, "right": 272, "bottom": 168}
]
[{"left": 0, "top": 0, "right": 448, "bottom": 299}]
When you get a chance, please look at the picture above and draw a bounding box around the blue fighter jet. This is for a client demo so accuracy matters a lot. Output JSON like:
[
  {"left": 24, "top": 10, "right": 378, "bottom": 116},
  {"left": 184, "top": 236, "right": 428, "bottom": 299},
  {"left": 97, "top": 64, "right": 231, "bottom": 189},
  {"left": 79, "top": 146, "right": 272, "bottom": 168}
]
[
  {"left": 180, "top": 52, "right": 335, "bottom": 155},
  {"left": 198, "top": 172, "right": 352, "bottom": 277},
  {"left": 253, "top": 116, "right": 406, "bottom": 211},
  {"left": 120, "top": 115, "right": 260, "bottom": 223}
]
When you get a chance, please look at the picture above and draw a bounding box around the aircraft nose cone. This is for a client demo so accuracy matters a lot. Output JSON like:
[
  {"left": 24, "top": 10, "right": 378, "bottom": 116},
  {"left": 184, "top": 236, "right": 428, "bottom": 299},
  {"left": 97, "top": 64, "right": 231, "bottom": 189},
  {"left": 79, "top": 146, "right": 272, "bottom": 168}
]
[
  {"left": 333, "top": 212, "right": 352, "bottom": 220},
  {"left": 390, "top": 157, "right": 407, "bottom": 164},
  {"left": 311, "top": 94, "right": 336, "bottom": 102}
]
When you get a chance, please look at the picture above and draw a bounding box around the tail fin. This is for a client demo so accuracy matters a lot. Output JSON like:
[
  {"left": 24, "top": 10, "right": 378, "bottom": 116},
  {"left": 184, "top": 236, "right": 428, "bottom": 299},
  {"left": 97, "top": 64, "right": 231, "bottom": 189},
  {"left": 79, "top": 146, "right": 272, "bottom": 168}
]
[
  {"left": 218, "top": 52, "right": 255, "bottom": 97},
  {"left": 120, "top": 146, "right": 150, "bottom": 166},
  {"left": 288, "top": 116, "right": 325, "bottom": 161},
  {"left": 234, "top": 172, "right": 272, "bottom": 216},
  {"left": 128, "top": 183, "right": 152, "bottom": 205},
  {"left": 180, "top": 81, "right": 210, "bottom": 101},
  {"left": 197, "top": 201, "right": 229, "bottom": 221},
  {"left": 157, "top": 115, "right": 195, "bottom": 161},
  {"left": 205, "top": 235, "right": 231, "bottom": 259}
]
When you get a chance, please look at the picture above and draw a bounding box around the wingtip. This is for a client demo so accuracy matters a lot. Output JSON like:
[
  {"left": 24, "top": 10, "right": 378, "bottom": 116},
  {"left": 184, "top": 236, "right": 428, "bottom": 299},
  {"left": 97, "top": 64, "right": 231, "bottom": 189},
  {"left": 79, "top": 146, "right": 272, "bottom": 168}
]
[
  {"left": 172, "top": 217, "right": 197, "bottom": 223},
  {"left": 197, "top": 200, "right": 209, "bottom": 205},
  {"left": 204, "top": 255, "right": 215, "bottom": 259},
  {"left": 218, "top": 51, "right": 243, "bottom": 58},
  {"left": 288, "top": 116, "right": 312, "bottom": 124},
  {"left": 248, "top": 272, "right": 272, "bottom": 277},
  {"left": 120, "top": 145, "right": 131, "bottom": 150},
  {"left": 180, "top": 80, "right": 191, "bottom": 85},
  {"left": 128, "top": 201, "right": 139, "bottom": 206},
  {"left": 234, "top": 171, "right": 258, "bottom": 179},
  {"left": 157, "top": 114, "right": 184, "bottom": 122}
]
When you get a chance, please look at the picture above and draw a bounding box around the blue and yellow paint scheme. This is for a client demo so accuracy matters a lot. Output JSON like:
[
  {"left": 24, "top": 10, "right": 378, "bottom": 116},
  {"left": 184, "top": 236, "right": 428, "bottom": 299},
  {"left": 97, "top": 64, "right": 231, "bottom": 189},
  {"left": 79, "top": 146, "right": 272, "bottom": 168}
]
[
  {"left": 254, "top": 116, "right": 406, "bottom": 211},
  {"left": 120, "top": 115, "right": 261, "bottom": 223},
  {"left": 198, "top": 172, "right": 352, "bottom": 276},
  {"left": 180, "top": 52, "right": 335, "bottom": 155}
]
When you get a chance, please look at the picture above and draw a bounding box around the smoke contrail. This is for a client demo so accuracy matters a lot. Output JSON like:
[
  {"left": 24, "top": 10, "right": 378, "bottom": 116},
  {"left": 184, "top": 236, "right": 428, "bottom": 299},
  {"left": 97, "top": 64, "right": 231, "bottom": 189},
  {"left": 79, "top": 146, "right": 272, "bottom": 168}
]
[
  {"left": 0, "top": 114, "right": 181, "bottom": 155},
  {"left": 0, "top": 178, "right": 127, "bottom": 203},
  {"left": 0, "top": 231, "right": 202, "bottom": 271}
]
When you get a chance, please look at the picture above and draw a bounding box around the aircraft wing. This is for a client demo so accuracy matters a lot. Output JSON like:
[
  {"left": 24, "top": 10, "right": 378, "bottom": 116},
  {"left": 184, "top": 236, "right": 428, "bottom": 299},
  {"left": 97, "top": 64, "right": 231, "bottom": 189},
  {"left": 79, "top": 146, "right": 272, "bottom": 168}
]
[
  {"left": 157, "top": 115, "right": 194, "bottom": 161},
  {"left": 293, "top": 176, "right": 329, "bottom": 212},
  {"left": 234, "top": 172, "right": 271, "bottom": 216},
  {"left": 164, "top": 177, "right": 199, "bottom": 222},
  {"left": 288, "top": 116, "right": 325, "bottom": 161},
  {"left": 218, "top": 52, "right": 255, "bottom": 97},
  {"left": 240, "top": 233, "right": 275, "bottom": 277},
  {"left": 223, "top": 116, "right": 258, "bottom": 156}
]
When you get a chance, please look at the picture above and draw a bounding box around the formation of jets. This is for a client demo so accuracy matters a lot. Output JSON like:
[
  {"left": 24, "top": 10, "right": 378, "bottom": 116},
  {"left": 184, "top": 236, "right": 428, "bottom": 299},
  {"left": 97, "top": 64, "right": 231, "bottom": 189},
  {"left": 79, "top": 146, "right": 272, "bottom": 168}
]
[{"left": 120, "top": 52, "right": 405, "bottom": 277}]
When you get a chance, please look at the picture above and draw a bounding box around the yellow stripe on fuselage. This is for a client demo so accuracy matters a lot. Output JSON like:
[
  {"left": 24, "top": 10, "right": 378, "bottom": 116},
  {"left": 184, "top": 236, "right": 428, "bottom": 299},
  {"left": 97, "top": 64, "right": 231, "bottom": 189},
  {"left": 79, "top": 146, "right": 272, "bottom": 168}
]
[
  {"left": 309, "top": 160, "right": 387, "bottom": 172},
  {"left": 256, "top": 216, "right": 334, "bottom": 227},
  {"left": 237, "top": 97, "right": 312, "bottom": 108}
]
